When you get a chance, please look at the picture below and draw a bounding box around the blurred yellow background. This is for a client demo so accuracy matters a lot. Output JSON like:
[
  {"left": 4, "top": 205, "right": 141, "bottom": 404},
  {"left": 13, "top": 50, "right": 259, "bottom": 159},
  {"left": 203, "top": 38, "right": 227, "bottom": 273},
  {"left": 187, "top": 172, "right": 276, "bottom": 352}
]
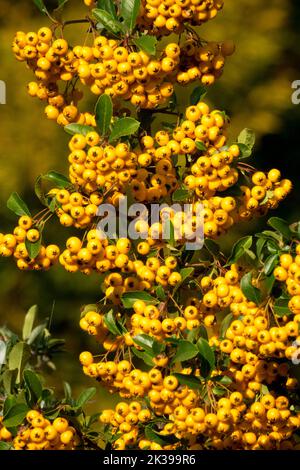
[{"left": 1, "top": 0, "right": 300, "bottom": 410}]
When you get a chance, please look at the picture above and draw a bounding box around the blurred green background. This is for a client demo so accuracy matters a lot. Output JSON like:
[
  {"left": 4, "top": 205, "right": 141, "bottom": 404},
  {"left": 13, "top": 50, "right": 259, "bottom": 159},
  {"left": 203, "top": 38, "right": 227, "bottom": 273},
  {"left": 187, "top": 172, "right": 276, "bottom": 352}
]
[{"left": 1, "top": 0, "right": 300, "bottom": 411}]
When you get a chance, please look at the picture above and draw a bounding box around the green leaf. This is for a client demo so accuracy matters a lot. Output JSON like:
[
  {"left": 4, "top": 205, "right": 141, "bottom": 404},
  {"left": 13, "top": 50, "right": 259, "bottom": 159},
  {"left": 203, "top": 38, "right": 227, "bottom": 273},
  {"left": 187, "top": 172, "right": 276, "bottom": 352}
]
[
  {"left": 93, "top": 8, "right": 124, "bottom": 34},
  {"left": 8, "top": 342, "right": 30, "bottom": 383},
  {"left": 172, "top": 188, "right": 190, "bottom": 202},
  {"left": 0, "top": 340, "right": 7, "bottom": 365},
  {"left": 273, "top": 296, "right": 291, "bottom": 317},
  {"left": 155, "top": 285, "right": 166, "bottom": 301},
  {"left": 220, "top": 313, "right": 234, "bottom": 339},
  {"left": 264, "top": 254, "right": 279, "bottom": 276},
  {"left": 212, "top": 375, "right": 233, "bottom": 386},
  {"left": 120, "top": 0, "right": 141, "bottom": 31},
  {"left": 63, "top": 381, "right": 72, "bottom": 400},
  {"left": 24, "top": 370, "right": 43, "bottom": 405},
  {"left": 42, "top": 171, "right": 70, "bottom": 189},
  {"left": 56, "top": 0, "right": 69, "bottom": 9},
  {"left": 109, "top": 117, "right": 140, "bottom": 142},
  {"left": 238, "top": 128, "right": 256, "bottom": 150},
  {"left": 145, "top": 426, "right": 178, "bottom": 446},
  {"left": 3, "top": 403, "right": 29, "bottom": 428},
  {"left": 33, "top": 0, "right": 48, "bottom": 14},
  {"left": 226, "top": 236, "right": 253, "bottom": 265},
  {"left": 2, "top": 370, "right": 18, "bottom": 395},
  {"left": 133, "top": 334, "right": 163, "bottom": 357},
  {"left": 22, "top": 305, "right": 38, "bottom": 341},
  {"left": 204, "top": 239, "right": 220, "bottom": 258},
  {"left": 173, "top": 373, "right": 202, "bottom": 389},
  {"left": 190, "top": 86, "right": 207, "bottom": 105},
  {"left": 241, "top": 272, "right": 262, "bottom": 305},
  {"left": 35, "top": 175, "right": 48, "bottom": 206},
  {"left": 237, "top": 143, "right": 252, "bottom": 159},
  {"left": 197, "top": 338, "right": 215, "bottom": 370},
  {"left": 122, "top": 291, "right": 158, "bottom": 308},
  {"left": 7, "top": 192, "right": 31, "bottom": 217},
  {"left": 199, "top": 325, "right": 208, "bottom": 341},
  {"left": 0, "top": 442, "right": 12, "bottom": 450},
  {"left": 180, "top": 267, "right": 195, "bottom": 284},
  {"left": 195, "top": 141, "right": 207, "bottom": 152},
  {"left": 64, "top": 123, "right": 95, "bottom": 136},
  {"left": 268, "top": 217, "right": 293, "bottom": 241},
  {"left": 76, "top": 387, "right": 96, "bottom": 408},
  {"left": 133, "top": 36, "right": 157, "bottom": 56},
  {"left": 25, "top": 238, "right": 42, "bottom": 260},
  {"left": 27, "top": 324, "right": 46, "bottom": 345},
  {"left": 174, "top": 154, "right": 186, "bottom": 179},
  {"left": 95, "top": 94, "right": 113, "bottom": 136},
  {"left": 104, "top": 309, "right": 122, "bottom": 335},
  {"left": 98, "top": 0, "right": 117, "bottom": 18},
  {"left": 164, "top": 219, "right": 175, "bottom": 247},
  {"left": 171, "top": 340, "right": 198, "bottom": 364},
  {"left": 132, "top": 347, "right": 154, "bottom": 366}
]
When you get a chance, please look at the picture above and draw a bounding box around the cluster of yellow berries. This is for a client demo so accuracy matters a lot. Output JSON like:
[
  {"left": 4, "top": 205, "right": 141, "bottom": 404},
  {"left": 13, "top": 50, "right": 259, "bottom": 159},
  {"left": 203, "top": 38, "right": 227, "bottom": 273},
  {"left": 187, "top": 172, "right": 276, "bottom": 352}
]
[
  {"left": 238, "top": 170, "right": 293, "bottom": 221},
  {"left": 274, "top": 250, "right": 300, "bottom": 314},
  {"left": 138, "top": 0, "right": 224, "bottom": 35},
  {"left": 12, "top": 29, "right": 95, "bottom": 127},
  {"left": 0, "top": 216, "right": 60, "bottom": 271},
  {"left": 0, "top": 411, "right": 79, "bottom": 450}
]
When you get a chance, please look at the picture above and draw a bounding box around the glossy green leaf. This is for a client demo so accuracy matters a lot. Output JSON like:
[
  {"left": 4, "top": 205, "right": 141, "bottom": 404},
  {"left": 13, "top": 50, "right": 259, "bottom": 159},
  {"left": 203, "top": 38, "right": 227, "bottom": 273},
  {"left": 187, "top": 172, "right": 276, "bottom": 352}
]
[
  {"left": 273, "top": 296, "right": 291, "bottom": 317},
  {"left": 120, "top": 0, "right": 141, "bottom": 31},
  {"left": 93, "top": 8, "right": 124, "bottom": 34},
  {"left": 98, "top": 0, "right": 117, "bottom": 18},
  {"left": 171, "top": 340, "right": 198, "bottom": 364},
  {"left": 122, "top": 291, "right": 158, "bottom": 308},
  {"left": 109, "top": 117, "right": 140, "bottom": 142},
  {"left": 133, "top": 36, "right": 157, "bottom": 55},
  {"left": 226, "top": 236, "right": 253, "bottom": 265},
  {"left": 8, "top": 342, "right": 30, "bottom": 383},
  {"left": 268, "top": 217, "right": 293, "bottom": 240},
  {"left": 241, "top": 272, "right": 262, "bottom": 305},
  {"left": 132, "top": 347, "right": 154, "bottom": 366},
  {"left": 197, "top": 338, "right": 215, "bottom": 369},
  {"left": 133, "top": 334, "right": 163, "bottom": 357},
  {"left": 76, "top": 387, "right": 96, "bottom": 408},
  {"left": 33, "top": 0, "right": 47, "bottom": 13},
  {"left": 190, "top": 86, "right": 207, "bottom": 105},
  {"left": 238, "top": 128, "right": 256, "bottom": 150},
  {"left": 220, "top": 313, "right": 234, "bottom": 339},
  {"left": 25, "top": 238, "right": 42, "bottom": 260},
  {"left": 3, "top": 403, "right": 29, "bottom": 428},
  {"left": 41, "top": 171, "right": 70, "bottom": 189},
  {"left": 7, "top": 192, "right": 31, "bottom": 217},
  {"left": 264, "top": 254, "right": 279, "bottom": 276},
  {"left": 95, "top": 94, "right": 113, "bottom": 136},
  {"left": 172, "top": 188, "right": 190, "bottom": 202},
  {"left": 24, "top": 370, "right": 43, "bottom": 405},
  {"left": 64, "top": 123, "right": 95, "bottom": 136},
  {"left": 104, "top": 309, "right": 122, "bottom": 335},
  {"left": 195, "top": 141, "right": 207, "bottom": 151},
  {"left": 173, "top": 373, "right": 202, "bottom": 389}
]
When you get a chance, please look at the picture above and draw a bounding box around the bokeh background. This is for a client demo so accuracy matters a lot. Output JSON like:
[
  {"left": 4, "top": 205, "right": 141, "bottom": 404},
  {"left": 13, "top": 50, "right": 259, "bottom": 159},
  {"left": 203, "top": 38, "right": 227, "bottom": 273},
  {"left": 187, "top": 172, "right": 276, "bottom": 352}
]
[{"left": 1, "top": 0, "right": 300, "bottom": 411}]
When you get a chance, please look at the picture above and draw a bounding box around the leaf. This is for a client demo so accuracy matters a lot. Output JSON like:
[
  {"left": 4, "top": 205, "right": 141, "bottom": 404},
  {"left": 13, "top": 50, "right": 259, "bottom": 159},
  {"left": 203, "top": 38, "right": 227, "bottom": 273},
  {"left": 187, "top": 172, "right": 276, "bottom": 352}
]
[
  {"left": 212, "top": 375, "right": 233, "bottom": 386},
  {"left": 24, "top": 370, "right": 43, "bottom": 405},
  {"left": 133, "top": 334, "right": 163, "bottom": 357},
  {"left": 174, "top": 154, "right": 186, "bottom": 179},
  {"left": 264, "top": 254, "right": 279, "bottom": 276},
  {"left": 56, "top": 0, "right": 69, "bottom": 10},
  {"left": 155, "top": 285, "right": 166, "bottom": 301},
  {"left": 237, "top": 143, "right": 253, "bottom": 159},
  {"left": 120, "top": 0, "right": 141, "bottom": 31},
  {"left": 268, "top": 217, "right": 293, "bottom": 241},
  {"left": 220, "top": 313, "right": 234, "bottom": 339},
  {"left": 226, "top": 236, "right": 253, "bottom": 265},
  {"left": 25, "top": 238, "right": 42, "bottom": 260},
  {"left": 76, "top": 387, "right": 96, "bottom": 408},
  {"left": 190, "top": 86, "right": 207, "bottom": 105},
  {"left": 7, "top": 192, "right": 31, "bottom": 217},
  {"left": 98, "top": 0, "right": 117, "bottom": 18},
  {"left": 122, "top": 291, "right": 158, "bottom": 308},
  {"left": 199, "top": 325, "right": 208, "bottom": 341},
  {"left": 27, "top": 324, "right": 46, "bottom": 345},
  {"left": 172, "top": 188, "right": 190, "bottom": 202},
  {"left": 273, "top": 296, "right": 291, "bottom": 317},
  {"left": 3, "top": 403, "right": 29, "bottom": 428},
  {"left": 0, "top": 442, "right": 11, "bottom": 450},
  {"left": 179, "top": 267, "right": 195, "bottom": 284},
  {"left": 109, "top": 117, "right": 140, "bottom": 142},
  {"left": 133, "top": 36, "right": 157, "bottom": 56},
  {"left": 195, "top": 141, "right": 207, "bottom": 151},
  {"left": 197, "top": 338, "right": 215, "bottom": 370},
  {"left": 164, "top": 219, "right": 175, "bottom": 247},
  {"left": 132, "top": 347, "right": 154, "bottom": 366},
  {"left": 93, "top": 8, "right": 124, "bottom": 34},
  {"left": 34, "top": 175, "right": 48, "bottom": 206},
  {"left": 241, "top": 272, "right": 262, "bottom": 305},
  {"left": 42, "top": 171, "right": 70, "bottom": 189},
  {"left": 145, "top": 426, "right": 178, "bottom": 446},
  {"left": 171, "top": 340, "right": 198, "bottom": 364},
  {"left": 63, "top": 381, "right": 72, "bottom": 400},
  {"left": 8, "top": 342, "right": 30, "bottom": 383},
  {"left": 95, "top": 94, "right": 113, "bottom": 136},
  {"left": 0, "top": 340, "right": 7, "bottom": 365},
  {"left": 2, "top": 370, "right": 17, "bottom": 395},
  {"left": 104, "top": 310, "right": 122, "bottom": 335},
  {"left": 64, "top": 123, "right": 95, "bottom": 136},
  {"left": 238, "top": 128, "right": 256, "bottom": 150},
  {"left": 22, "top": 305, "right": 38, "bottom": 341},
  {"left": 204, "top": 239, "right": 220, "bottom": 258},
  {"left": 173, "top": 373, "right": 202, "bottom": 389},
  {"left": 33, "top": 0, "right": 47, "bottom": 14}
]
